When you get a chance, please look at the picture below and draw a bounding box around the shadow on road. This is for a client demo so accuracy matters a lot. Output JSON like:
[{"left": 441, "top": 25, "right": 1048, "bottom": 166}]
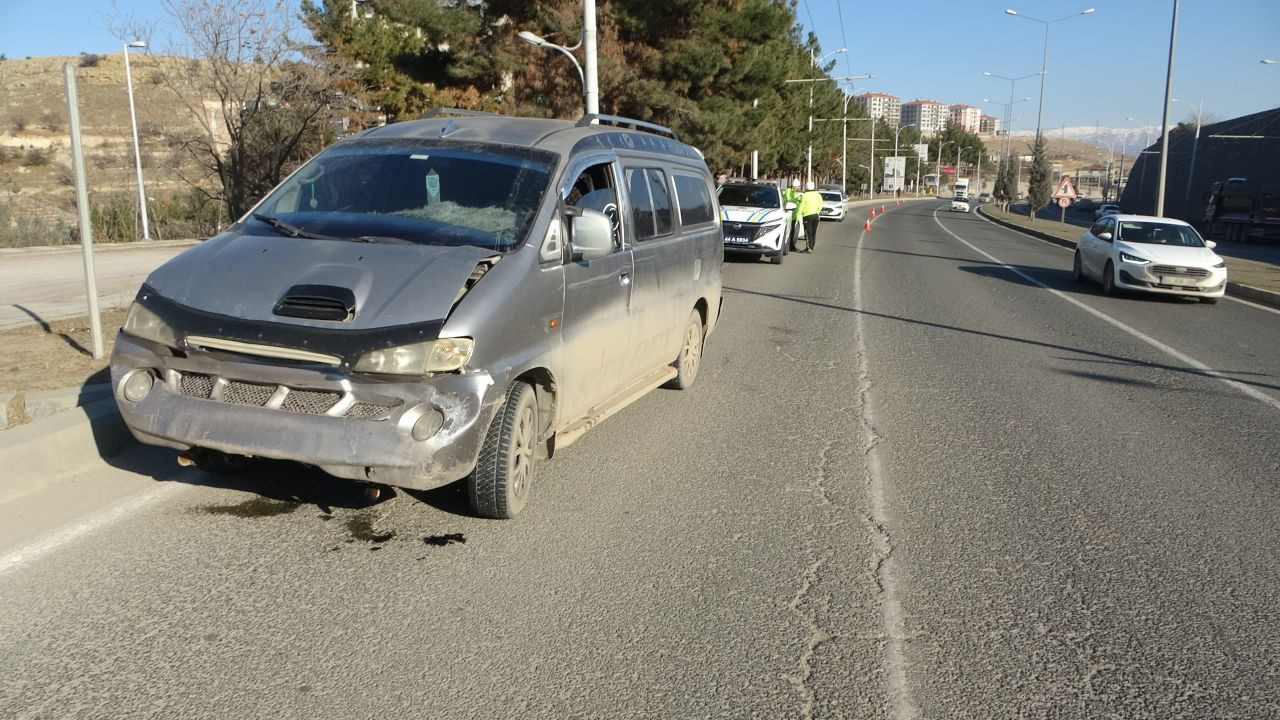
[{"left": 723, "top": 285, "right": 1280, "bottom": 393}]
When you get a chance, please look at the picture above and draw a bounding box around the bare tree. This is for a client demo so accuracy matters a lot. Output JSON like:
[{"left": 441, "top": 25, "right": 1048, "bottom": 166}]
[{"left": 109, "top": 0, "right": 340, "bottom": 220}]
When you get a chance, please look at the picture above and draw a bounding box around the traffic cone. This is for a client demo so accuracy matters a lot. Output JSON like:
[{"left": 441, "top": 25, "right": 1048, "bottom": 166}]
[
  {"left": 864, "top": 216, "right": 871, "bottom": 231},
  {"left": 881, "top": 204, "right": 886, "bottom": 213},
  {"left": 870, "top": 208, "right": 876, "bottom": 219}
]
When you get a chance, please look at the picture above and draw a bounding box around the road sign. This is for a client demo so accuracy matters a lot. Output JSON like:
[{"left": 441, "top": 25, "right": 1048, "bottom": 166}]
[
  {"left": 1052, "top": 176, "right": 1078, "bottom": 200},
  {"left": 1057, "top": 197, "right": 1071, "bottom": 209}
]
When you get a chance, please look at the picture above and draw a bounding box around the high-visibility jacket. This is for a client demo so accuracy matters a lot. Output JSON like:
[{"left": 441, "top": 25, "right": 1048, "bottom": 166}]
[
  {"left": 798, "top": 190, "right": 824, "bottom": 217},
  {"left": 782, "top": 187, "right": 801, "bottom": 208}
]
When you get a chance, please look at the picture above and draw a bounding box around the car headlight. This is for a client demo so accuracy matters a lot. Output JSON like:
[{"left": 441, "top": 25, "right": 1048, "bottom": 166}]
[
  {"left": 122, "top": 302, "right": 178, "bottom": 347},
  {"left": 759, "top": 222, "right": 782, "bottom": 235},
  {"left": 1213, "top": 260, "right": 1226, "bottom": 268},
  {"left": 353, "top": 338, "right": 474, "bottom": 375},
  {"left": 1119, "top": 252, "right": 1150, "bottom": 265}
]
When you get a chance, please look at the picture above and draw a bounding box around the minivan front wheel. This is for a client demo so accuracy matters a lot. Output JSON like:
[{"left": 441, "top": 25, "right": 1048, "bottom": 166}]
[
  {"left": 668, "top": 310, "right": 704, "bottom": 390},
  {"left": 468, "top": 381, "right": 538, "bottom": 519}
]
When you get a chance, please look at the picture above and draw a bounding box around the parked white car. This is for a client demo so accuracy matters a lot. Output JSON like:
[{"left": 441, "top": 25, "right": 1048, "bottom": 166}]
[
  {"left": 819, "top": 190, "right": 845, "bottom": 221},
  {"left": 1074, "top": 214, "right": 1227, "bottom": 303},
  {"left": 1094, "top": 204, "right": 1120, "bottom": 220},
  {"left": 950, "top": 197, "right": 971, "bottom": 213}
]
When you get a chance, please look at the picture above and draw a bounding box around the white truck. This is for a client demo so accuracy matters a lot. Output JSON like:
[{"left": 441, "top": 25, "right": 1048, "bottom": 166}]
[{"left": 953, "top": 178, "right": 970, "bottom": 199}]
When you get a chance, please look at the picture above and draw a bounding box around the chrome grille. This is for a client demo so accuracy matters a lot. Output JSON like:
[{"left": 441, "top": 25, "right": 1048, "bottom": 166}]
[
  {"left": 345, "top": 402, "right": 399, "bottom": 419},
  {"left": 281, "top": 389, "right": 342, "bottom": 415},
  {"left": 222, "top": 381, "right": 275, "bottom": 406},
  {"left": 1151, "top": 265, "right": 1209, "bottom": 278},
  {"left": 179, "top": 373, "right": 215, "bottom": 399}
]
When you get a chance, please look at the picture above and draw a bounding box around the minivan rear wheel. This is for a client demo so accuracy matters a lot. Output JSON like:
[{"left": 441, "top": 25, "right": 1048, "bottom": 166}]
[
  {"left": 667, "top": 310, "right": 704, "bottom": 390},
  {"left": 468, "top": 381, "right": 537, "bottom": 519}
]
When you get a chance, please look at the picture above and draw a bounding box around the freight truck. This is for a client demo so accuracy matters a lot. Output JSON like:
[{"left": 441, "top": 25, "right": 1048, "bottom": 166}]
[
  {"left": 954, "top": 178, "right": 970, "bottom": 199},
  {"left": 1203, "top": 178, "right": 1280, "bottom": 244}
]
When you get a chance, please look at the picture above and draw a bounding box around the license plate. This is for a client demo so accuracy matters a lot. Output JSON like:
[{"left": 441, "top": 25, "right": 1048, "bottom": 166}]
[
  {"left": 1161, "top": 276, "right": 1197, "bottom": 286},
  {"left": 724, "top": 236, "right": 751, "bottom": 245}
]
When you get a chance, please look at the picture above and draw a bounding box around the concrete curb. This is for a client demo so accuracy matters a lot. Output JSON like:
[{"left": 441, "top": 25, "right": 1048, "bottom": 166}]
[
  {"left": 978, "top": 206, "right": 1280, "bottom": 310},
  {"left": 0, "top": 397, "right": 132, "bottom": 486},
  {"left": 0, "top": 238, "right": 201, "bottom": 256},
  {"left": 23, "top": 383, "right": 114, "bottom": 421}
]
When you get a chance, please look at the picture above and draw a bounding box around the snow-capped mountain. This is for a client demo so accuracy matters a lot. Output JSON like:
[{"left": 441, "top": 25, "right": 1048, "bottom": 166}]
[{"left": 1010, "top": 125, "right": 1161, "bottom": 154}]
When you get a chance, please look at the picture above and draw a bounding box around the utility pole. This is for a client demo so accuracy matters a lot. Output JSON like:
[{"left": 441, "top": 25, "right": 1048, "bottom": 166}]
[
  {"left": 583, "top": 0, "right": 599, "bottom": 115},
  {"left": 64, "top": 64, "right": 104, "bottom": 359},
  {"left": 123, "top": 41, "right": 150, "bottom": 241},
  {"left": 1155, "top": 0, "right": 1179, "bottom": 217}
]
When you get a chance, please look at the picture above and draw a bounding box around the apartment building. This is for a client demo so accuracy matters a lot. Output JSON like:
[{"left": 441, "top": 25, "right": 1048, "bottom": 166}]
[
  {"left": 901, "top": 99, "right": 949, "bottom": 135},
  {"left": 855, "top": 92, "right": 901, "bottom": 129},
  {"left": 949, "top": 104, "right": 982, "bottom": 133},
  {"left": 980, "top": 114, "right": 1002, "bottom": 134}
]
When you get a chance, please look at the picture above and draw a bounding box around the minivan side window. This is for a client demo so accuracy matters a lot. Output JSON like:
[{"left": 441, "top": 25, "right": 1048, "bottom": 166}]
[
  {"left": 566, "top": 161, "right": 622, "bottom": 249},
  {"left": 627, "top": 167, "right": 675, "bottom": 241},
  {"left": 673, "top": 174, "right": 715, "bottom": 227}
]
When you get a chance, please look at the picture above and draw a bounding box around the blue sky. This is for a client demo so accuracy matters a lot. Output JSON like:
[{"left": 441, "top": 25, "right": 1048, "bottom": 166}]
[{"left": 2, "top": 1, "right": 1277, "bottom": 130}]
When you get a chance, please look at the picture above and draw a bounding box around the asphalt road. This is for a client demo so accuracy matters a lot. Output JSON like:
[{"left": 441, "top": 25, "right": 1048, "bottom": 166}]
[
  {"left": 2, "top": 202, "right": 1277, "bottom": 718},
  {"left": 0, "top": 242, "right": 194, "bottom": 330}
]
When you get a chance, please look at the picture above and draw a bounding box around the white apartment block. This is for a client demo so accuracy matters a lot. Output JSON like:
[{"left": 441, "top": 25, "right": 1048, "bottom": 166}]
[
  {"left": 855, "top": 92, "right": 900, "bottom": 129},
  {"left": 980, "top": 114, "right": 1002, "bottom": 134},
  {"left": 949, "top": 104, "right": 982, "bottom": 133},
  {"left": 901, "top": 100, "right": 949, "bottom": 135}
]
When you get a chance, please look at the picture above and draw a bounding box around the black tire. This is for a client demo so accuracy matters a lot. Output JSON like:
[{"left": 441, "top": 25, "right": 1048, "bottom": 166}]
[
  {"left": 1200, "top": 297, "right": 1219, "bottom": 304},
  {"left": 1101, "top": 260, "right": 1118, "bottom": 297},
  {"left": 667, "top": 309, "right": 704, "bottom": 390},
  {"left": 1072, "top": 251, "right": 1085, "bottom": 283},
  {"left": 771, "top": 244, "right": 784, "bottom": 265},
  {"left": 468, "top": 382, "right": 538, "bottom": 519}
]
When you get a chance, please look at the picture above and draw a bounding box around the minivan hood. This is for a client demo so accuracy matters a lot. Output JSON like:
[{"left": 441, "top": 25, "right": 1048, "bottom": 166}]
[
  {"left": 145, "top": 232, "right": 497, "bottom": 329},
  {"left": 1115, "top": 242, "right": 1219, "bottom": 266}
]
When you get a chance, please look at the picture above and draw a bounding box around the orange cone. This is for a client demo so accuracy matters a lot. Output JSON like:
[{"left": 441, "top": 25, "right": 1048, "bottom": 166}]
[
  {"left": 870, "top": 208, "right": 876, "bottom": 219},
  {"left": 864, "top": 216, "right": 871, "bottom": 231},
  {"left": 881, "top": 204, "right": 886, "bottom": 213}
]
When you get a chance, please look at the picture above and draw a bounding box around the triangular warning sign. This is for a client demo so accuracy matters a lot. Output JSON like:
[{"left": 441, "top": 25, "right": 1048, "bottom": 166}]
[{"left": 1052, "top": 176, "right": 1078, "bottom": 199}]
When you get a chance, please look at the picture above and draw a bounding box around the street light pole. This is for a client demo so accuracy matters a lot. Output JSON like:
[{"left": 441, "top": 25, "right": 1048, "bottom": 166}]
[
  {"left": 806, "top": 47, "right": 846, "bottom": 184},
  {"left": 517, "top": 0, "right": 598, "bottom": 116},
  {"left": 1155, "top": 0, "right": 1180, "bottom": 217},
  {"left": 123, "top": 40, "right": 150, "bottom": 242},
  {"left": 1004, "top": 7, "right": 1095, "bottom": 140},
  {"left": 937, "top": 140, "right": 954, "bottom": 196}
]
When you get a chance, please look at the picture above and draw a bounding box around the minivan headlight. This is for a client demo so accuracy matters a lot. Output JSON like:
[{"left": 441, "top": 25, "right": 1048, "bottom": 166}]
[
  {"left": 122, "top": 302, "right": 178, "bottom": 347},
  {"left": 353, "top": 338, "right": 474, "bottom": 374}
]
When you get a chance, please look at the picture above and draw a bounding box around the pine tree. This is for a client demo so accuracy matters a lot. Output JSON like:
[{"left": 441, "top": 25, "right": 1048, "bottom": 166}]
[{"left": 1027, "top": 134, "right": 1052, "bottom": 219}]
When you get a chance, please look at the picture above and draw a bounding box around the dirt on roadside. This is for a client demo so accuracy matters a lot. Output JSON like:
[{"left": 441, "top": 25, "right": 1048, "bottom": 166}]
[{"left": 1, "top": 308, "right": 126, "bottom": 398}]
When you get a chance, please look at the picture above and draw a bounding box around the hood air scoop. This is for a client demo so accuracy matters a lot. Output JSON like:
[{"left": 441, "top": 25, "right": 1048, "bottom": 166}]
[{"left": 273, "top": 284, "right": 356, "bottom": 322}]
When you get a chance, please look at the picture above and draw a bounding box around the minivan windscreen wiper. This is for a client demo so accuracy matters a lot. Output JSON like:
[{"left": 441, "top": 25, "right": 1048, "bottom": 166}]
[
  {"left": 251, "top": 213, "right": 342, "bottom": 241},
  {"left": 352, "top": 235, "right": 415, "bottom": 245}
]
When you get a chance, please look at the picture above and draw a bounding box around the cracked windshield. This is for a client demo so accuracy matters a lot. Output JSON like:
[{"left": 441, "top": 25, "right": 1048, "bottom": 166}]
[{"left": 1, "top": 0, "right": 1278, "bottom": 718}]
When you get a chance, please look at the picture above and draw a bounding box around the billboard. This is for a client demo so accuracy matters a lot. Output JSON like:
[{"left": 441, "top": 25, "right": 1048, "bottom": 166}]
[
  {"left": 883, "top": 156, "right": 907, "bottom": 192},
  {"left": 913, "top": 143, "right": 929, "bottom": 162}
]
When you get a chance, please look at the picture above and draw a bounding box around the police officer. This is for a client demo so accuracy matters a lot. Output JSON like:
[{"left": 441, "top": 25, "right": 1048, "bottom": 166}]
[
  {"left": 782, "top": 178, "right": 802, "bottom": 252},
  {"left": 798, "top": 181, "right": 824, "bottom": 253}
]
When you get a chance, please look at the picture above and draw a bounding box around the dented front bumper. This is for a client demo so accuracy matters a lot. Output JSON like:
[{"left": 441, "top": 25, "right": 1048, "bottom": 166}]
[{"left": 110, "top": 332, "right": 502, "bottom": 490}]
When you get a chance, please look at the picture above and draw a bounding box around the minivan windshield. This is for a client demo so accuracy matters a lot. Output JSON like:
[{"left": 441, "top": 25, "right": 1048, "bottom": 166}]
[
  {"left": 1117, "top": 221, "right": 1205, "bottom": 247},
  {"left": 718, "top": 185, "right": 781, "bottom": 209},
  {"left": 245, "top": 139, "right": 555, "bottom": 251}
]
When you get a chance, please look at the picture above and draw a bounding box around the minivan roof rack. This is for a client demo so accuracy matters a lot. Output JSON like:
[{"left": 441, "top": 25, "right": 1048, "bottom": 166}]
[
  {"left": 419, "top": 107, "right": 502, "bottom": 119},
  {"left": 577, "top": 114, "right": 679, "bottom": 141}
]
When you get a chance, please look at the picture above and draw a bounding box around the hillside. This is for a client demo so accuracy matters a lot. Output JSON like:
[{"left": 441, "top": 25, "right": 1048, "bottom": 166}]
[{"left": 0, "top": 55, "right": 214, "bottom": 245}]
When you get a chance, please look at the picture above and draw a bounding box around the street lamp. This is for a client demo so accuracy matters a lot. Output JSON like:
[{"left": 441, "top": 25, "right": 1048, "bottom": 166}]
[
  {"left": 1004, "top": 7, "right": 1095, "bottom": 140},
  {"left": 983, "top": 95, "right": 1031, "bottom": 161},
  {"left": 1262, "top": 59, "right": 1277, "bottom": 65},
  {"left": 983, "top": 70, "right": 1039, "bottom": 159},
  {"left": 123, "top": 40, "right": 150, "bottom": 242},
  {"left": 936, "top": 140, "right": 955, "bottom": 196},
  {"left": 1171, "top": 97, "right": 1203, "bottom": 218},
  {"left": 517, "top": 0, "right": 598, "bottom": 115},
  {"left": 806, "top": 48, "right": 846, "bottom": 184}
]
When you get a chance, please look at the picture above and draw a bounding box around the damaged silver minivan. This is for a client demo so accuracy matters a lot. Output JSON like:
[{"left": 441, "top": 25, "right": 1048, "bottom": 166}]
[{"left": 110, "top": 110, "right": 723, "bottom": 518}]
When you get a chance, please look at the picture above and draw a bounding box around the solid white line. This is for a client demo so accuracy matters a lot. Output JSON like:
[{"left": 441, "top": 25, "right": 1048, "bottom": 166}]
[
  {"left": 972, "top": 210, "right": 1280, "bottom": 318},
  {"left": 935, "top": 209, "right": 1280, "bottom": 413},
  {"left": 0, "top": 483, "right": 186, "bottom": 578},
  {"left": 854, "top": 221, "right": 920, "bottom": 719}
]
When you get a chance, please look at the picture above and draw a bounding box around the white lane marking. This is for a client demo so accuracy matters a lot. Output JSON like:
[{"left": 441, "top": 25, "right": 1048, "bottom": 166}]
[
  {"left": 854, "top": 221, "right": 920, "bottom": 719},
  {"left": 0, "top": 483, "right": 186, "bottom": 578},
  {"left": 936, "top": 209, "right": 1280, "bottom": 413},
  {"left": 973, "top": 210, "right": 1280, "bottom": 318}
]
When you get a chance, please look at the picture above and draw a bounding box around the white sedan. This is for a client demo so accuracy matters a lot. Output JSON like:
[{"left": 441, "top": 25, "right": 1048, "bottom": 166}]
[
  {"left": 1073, "top": 214, "right": 1227, "bottom": 303},
  {"left": 950, "top": 197, "right": 971, "bottom": 213},
  {"left": 819, "top": 191, "right": 846, "bottom": 221}
]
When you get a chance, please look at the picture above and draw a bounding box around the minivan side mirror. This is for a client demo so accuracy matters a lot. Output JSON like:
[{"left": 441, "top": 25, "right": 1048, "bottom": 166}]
[
  {"left": 570, "top": 209, "right": 614, "bottom": 262},
  {"left": 1097, "top": 231, "right": 1113, "bottom": 242}
]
